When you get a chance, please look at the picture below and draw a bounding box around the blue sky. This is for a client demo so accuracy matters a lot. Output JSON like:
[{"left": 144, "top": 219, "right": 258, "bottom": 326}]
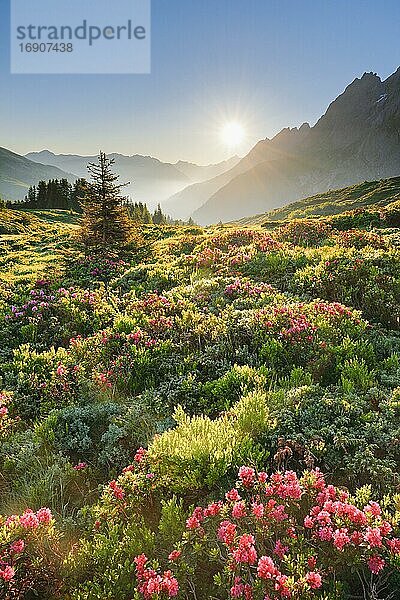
[{"left": 1, "top": 0, "right": 400, "bottom": 164}]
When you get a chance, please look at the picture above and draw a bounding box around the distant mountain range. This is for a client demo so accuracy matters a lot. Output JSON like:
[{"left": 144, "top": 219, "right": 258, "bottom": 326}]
[
  {"left": 164, "top": 124, "right": 311, "bottom": 220},
  {"left": 24, "top": 151, "right": 239, "bottom": 210},
  {"left": 0, "top": 147, "right": 239, "bottom": 209},
  {"left": 0, "top": 147, "right": 76, "bottom": 201},
  {"left": 164, "top": 66, "right": 400, "bottom": 224}
]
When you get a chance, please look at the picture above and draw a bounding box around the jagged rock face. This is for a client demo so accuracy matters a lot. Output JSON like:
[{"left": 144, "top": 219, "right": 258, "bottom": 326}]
[
  {"left": 244, "top": 122, "right": 311, "bottom": 165},
  {"left": 311, "top": 73, "right": 385, "bottom": 150},
  {"left": 192, "top": 67, "right": 400, "bottom": 225},
  {"left": 308, "top": 70, "right": 400, "bottom": 178}
]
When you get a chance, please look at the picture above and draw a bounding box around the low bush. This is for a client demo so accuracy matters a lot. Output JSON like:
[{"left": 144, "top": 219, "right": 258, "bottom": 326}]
[{"left": 135, "top": 467, "right": 400, "bottom": 600}]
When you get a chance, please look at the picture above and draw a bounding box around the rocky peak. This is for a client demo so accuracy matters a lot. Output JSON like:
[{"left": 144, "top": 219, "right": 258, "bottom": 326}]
[{"left": 298, "top": 122, "right": 311, "bottom": 132}]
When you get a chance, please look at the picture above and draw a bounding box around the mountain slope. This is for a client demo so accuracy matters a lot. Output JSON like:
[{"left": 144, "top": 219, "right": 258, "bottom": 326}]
[
  {"left": 193, "top": 67, "right": 400, "bottom": 224},
  {"left": 235, "top": 175, "right": 400, "bottom": 225},
  {"left": 0, "top": 147, "right": 76, "bottom": 201},
  {"left": 163, "top": 124, "right": 311, "bottom": 219}
]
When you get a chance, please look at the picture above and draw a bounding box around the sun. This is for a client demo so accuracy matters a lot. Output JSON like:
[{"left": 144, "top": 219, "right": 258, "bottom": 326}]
[{"left": 220, "top": 122, "right": 245, "bottom": 147}]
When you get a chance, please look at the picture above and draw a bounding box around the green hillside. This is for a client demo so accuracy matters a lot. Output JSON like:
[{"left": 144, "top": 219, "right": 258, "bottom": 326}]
[
  {"left": 0, "top": 207, "right": 50, "bottom": 234},
  {"left": 18, "top": 209, "right": 81, "bottom": 227},
  {"left": 0, "top": 208, "right": 78, "bottom": 285},
  {"left": 0, "top": 146, "right": 76, "bottom": 201},
  {"left": 236, "top": 176, "right": 400, "bottom": 225}
]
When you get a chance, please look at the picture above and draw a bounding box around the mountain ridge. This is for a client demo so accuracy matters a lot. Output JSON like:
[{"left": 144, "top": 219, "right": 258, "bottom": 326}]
[
  {"left": 25, "top": 150, "right": 240, "bottom": 210},
  {"left": 189, "top": 67, "right": 400, "bottom": 224},
  {"left": 0, "top": 147, "right": 77, "bottom": 201},
  {"left": 163, "top": 125, "right": 310, "bottom": 219}
]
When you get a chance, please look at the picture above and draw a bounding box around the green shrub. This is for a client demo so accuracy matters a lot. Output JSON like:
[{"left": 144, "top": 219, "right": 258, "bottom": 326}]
[
  {"left": 293, "top": 248, "right": 400, "bottom": 328},
  {"left": 37, "top": 401, "right": 156, "bottom": 475},
  {"left": 149, "top": 392, "right": 270, "bottom": 493}
]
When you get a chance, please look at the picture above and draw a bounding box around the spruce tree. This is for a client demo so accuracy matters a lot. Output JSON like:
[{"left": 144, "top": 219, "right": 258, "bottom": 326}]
[
  {"left": 142, "top": 203, "right": 153, "bottom": 224},
  {"left": 25, "top": 185, "right": 37, "bottom": 207},
  {"left": 47, "top": 180, "right": 57, "bottom": 209},
  {"left": 152, "top": 203, "right": 167, "bottom": 225},
  {"left": 37, "top": 180, "right": 48, "bottom": 208},
  {"left": 80, "top": 151, "right": 132, "bottom": 254},
  {"left": 71, "top": 178, "right": 88, "bottom": 212},
  {"left": 59, "top": 179, "right": 72, "bottom": 210},
  {"left": 128, "top": 201, "right": 153, "bottom": 224}
]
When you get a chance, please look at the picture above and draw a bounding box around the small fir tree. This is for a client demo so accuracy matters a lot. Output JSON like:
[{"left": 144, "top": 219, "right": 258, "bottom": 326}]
[{"left": 80, "top": 151, "right": 132, "bottom": 254}]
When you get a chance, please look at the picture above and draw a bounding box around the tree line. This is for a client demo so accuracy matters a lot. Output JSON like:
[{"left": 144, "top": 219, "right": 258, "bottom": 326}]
[
  {"left": 125, "top": 201, "right": 194, "bottom": 226},
  {"left": 7, "top": 175, "right": 191, "bottom": 226},
  {"left": 8, "top": 178, "right": 87, "bottom": 212}
]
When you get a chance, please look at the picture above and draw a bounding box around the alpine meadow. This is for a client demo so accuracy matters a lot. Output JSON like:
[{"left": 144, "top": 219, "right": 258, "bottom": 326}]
[{"left": 1, "top": 1, "right": 400, "bottom": 599}]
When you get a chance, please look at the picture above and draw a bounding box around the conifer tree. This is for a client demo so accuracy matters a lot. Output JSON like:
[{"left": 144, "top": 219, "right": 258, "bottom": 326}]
[
  {"left": 152, "top": 203, "right": 167, "bottom": 225},
  {"left": 80, "top": 151, "right": 132, "bottom": 254},
  {"left": 59, "top": 179, "right": 72, "bottom": 210},
  {"left": 127, "top": 201, "right": 153, "bottom": 224},
  {"left": 71, "top": 178, "right": 89, "bottom": 212},
  {"left": 37, "top": 180, "right": 48, "bottom": 208},
  {"left": 24, "top": 185, "right": 37, "bottom": 207},
  {"left": 47, "top": 180, "right": 57, "bottom": 209}
]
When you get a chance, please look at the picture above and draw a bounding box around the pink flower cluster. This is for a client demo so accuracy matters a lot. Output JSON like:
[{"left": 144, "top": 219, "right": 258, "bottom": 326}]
[
  {"left": 0, "top": 565, "right": 15, "bottom": 582},
  {"left": 207, "top": 229, "right": 281, "bottom": 252},
  {"left": 0, "top": 507, "right": 52, "bottom": 585},
  {"left": 194, "top": 246, "right": 224, "bottom": 268},
  {"left": 335, "top": 229, "right": 386, "bottom": 249},
  {"left": 58, "top": 287, "right": 98, "bottom": 306},
  {"left": 6, "top": 288, "right": 56, "bottom": 321},
  {"left": 0, "top": 393, "right": 10, "bottom": 421},
  {"left": 276, "top": 220, "right": 332, "bottom": 246},
  {"left": 134, "top": 447, "right": 147, "bottom": 464},
  {"left": 148, "top": 315, "right": 174, "bottom": 334},
  {"left": 230, "top": 576, "right": 253, "bottom": 599},
  {"left": 144, "top": 467, "right": 400, "bottom": 599},
  {"left": 224, "top": 279, "right": 274, "bottom": 299},
  {"left": 93, "top": 370, "right": 113, "bottom": 389},
  {"left": 190, "top": 228, "right": 283, "bottom": 273},
  {"left": 257, "top": 306, "right": 317, "bottom": 345},
  {"left": 76, "top": 256, "right": 127, "bottom": 280},
  {"left": 73, "top": 462, "right": 87, "bottom": 471},
  {"left": 134, "top": 554, "right": 179, "bottom": 599},
  {"left": 109, "top": 480, "right": 125, "bottom": 500},
  {"left": 232, "top": 534, "right": 257, "bottom": 564},
  {"left": 135, "top": 293, "right": 172, "bottom": 313},
  {"left": 304, "top": 488, "right": 398, "bottom": 574},
  {"left": 15, "top": 507, "right": 52, "bottom": 529},
  {"left": 238, "top": 466, "right": 256, "bottom": 488},
  {"left": 256, "top": 300, "right": 360, "bottom": 347},
  {"left": 311, "top": 300, "right": 355, "bottom": 321}
]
